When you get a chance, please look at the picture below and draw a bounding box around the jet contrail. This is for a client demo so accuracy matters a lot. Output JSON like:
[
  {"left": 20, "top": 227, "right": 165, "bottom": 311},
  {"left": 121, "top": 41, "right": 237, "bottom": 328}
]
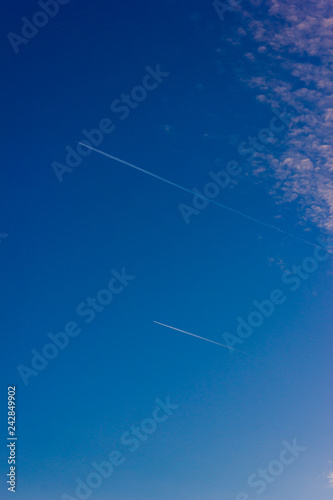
[
  {"left": 153, "top": 320, "right": 249, "bottom": 354},
  {"left": 79, "top": 142, "right": 322, "bottom": 250}
]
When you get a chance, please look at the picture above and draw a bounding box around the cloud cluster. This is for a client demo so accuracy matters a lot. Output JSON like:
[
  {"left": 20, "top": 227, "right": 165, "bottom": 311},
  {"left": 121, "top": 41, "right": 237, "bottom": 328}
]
[{"left": 232, "top": 0, "right": 333, "bottom": 233}]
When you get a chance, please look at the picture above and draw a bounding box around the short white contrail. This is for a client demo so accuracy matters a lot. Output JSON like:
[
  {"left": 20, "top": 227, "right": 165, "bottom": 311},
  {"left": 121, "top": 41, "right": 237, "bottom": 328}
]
[
  {"left": 153, "top": 320, "right": 248, "bottom": 354},
  {"left": 79, "top": 142, "right": 322, "bottom": 250}
]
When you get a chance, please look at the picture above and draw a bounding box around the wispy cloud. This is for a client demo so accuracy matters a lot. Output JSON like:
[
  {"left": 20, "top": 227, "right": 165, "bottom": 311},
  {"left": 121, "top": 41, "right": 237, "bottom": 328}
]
[
  {"left": 328, "top": 470, "right": 333, "bottom": 487},
  {"left": 227, "top": 0, "right": 333, "bottom": 233}
]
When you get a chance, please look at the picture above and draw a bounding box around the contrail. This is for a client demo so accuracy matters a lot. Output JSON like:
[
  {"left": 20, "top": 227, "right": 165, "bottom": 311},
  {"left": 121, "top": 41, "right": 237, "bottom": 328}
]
[
  {"left": 153, "top": 320, "right": 249, "bottom": 355},
  {"left": 79, "top": 142, "right": 322, "bottom": 250}
]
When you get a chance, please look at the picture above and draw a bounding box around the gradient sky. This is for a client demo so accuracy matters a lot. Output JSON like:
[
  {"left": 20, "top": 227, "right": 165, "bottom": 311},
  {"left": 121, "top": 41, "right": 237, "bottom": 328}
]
[{"left": 1, "top": 1, "right": 333, "bottom": 499}]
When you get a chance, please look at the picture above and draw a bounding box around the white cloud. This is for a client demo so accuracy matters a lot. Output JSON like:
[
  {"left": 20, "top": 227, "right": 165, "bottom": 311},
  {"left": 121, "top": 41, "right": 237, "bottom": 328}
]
[
  {"left": 227, "top": 0, "right": 333, "bottom": 233},
  {"left": 328, "top": 470, "right": 333, "bottom": 487}
]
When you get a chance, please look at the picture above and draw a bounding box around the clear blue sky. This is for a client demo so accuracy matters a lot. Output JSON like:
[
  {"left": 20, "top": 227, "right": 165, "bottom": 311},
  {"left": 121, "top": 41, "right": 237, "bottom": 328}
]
[{"left": 1, "top": 1, "right": 332, "bottom": 499}]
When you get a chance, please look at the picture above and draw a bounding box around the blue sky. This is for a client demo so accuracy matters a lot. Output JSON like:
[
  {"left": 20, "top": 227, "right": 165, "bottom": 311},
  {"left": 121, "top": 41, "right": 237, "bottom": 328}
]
[{"left": 1, "top": 1, "right": 333, "bottom": 499}]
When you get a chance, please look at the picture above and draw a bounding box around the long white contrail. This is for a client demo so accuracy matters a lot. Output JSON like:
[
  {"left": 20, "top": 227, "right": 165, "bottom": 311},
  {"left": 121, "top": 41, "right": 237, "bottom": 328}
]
[
  {"left": 153, "top": 320, "right": 248, "bottom": 354},
  {"left": 79, "top": 142, "right": 322, "bottom": 250}
]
